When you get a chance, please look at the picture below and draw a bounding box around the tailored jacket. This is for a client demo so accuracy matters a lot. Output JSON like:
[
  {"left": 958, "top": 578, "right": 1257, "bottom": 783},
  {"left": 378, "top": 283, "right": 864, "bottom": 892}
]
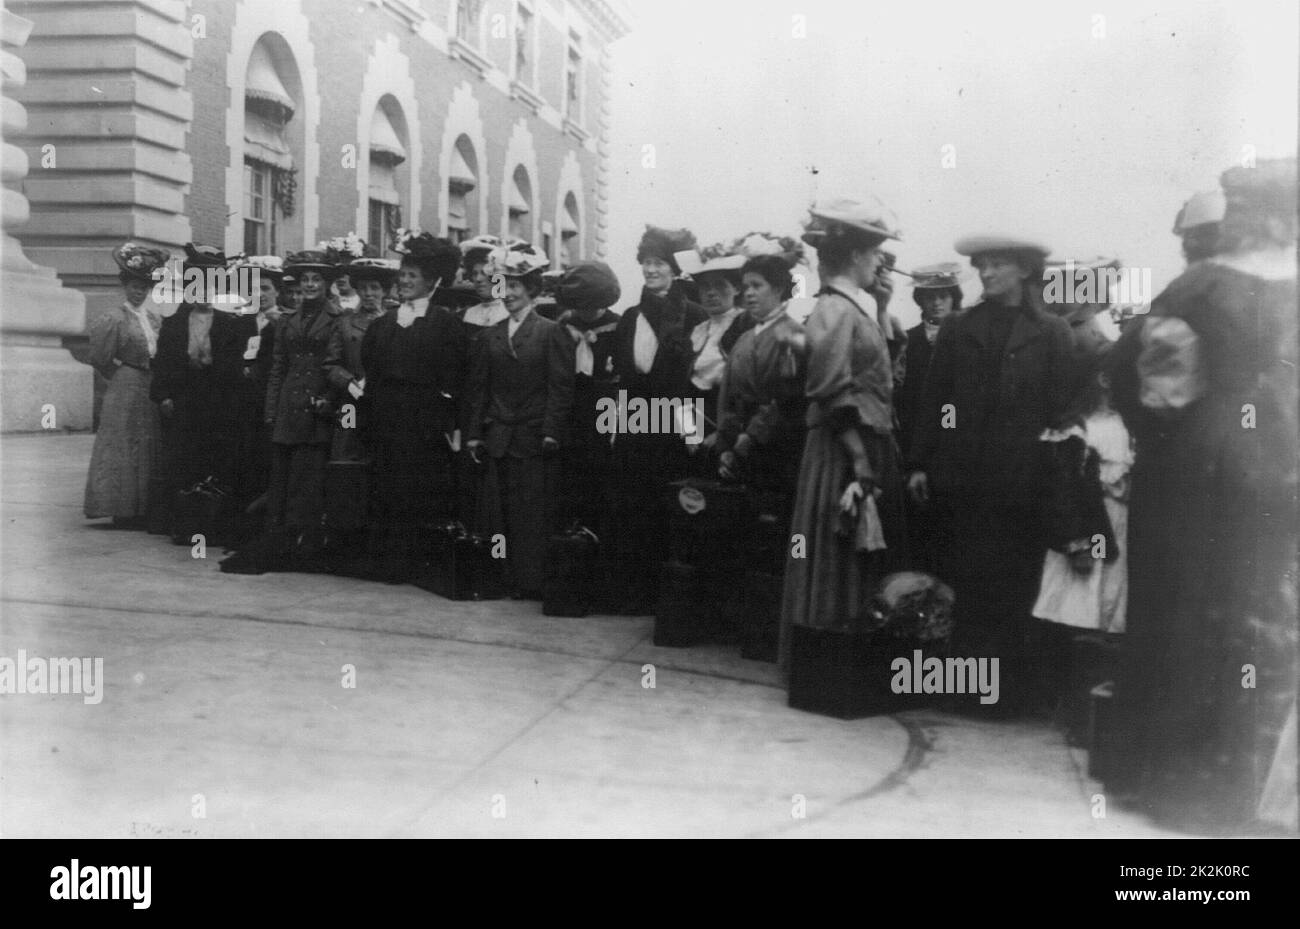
[
  {"left": 264, "top": 298, "right": 343, "bottom": 446},
  {"left": 466, "top": 309, "right": 576, "bottom": 459},
  {"left": 909, "top": 299, "right": 1074, "bottom": 500}
]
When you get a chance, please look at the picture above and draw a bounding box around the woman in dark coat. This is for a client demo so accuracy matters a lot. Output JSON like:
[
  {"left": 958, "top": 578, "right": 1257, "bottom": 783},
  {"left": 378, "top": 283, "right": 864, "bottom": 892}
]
[
  {"left": 464, "top": 243, "right": 575, "bottom": 598},
  {"left": 1104, "top": 158, "right": 1298, "bottom": 834},
  {"left": 151, "top": 243, "right": 255, "bottom": 518},
  {"left": 323, "top": 257, "right": 398, "bottom": 462},
  {"left": 716, "top": 252, "right": 808, "bottom": 532},
  {"left": 360, "top": 233, "right": 468, "bottom": 582},
  {"left": 906, "top": 233, "right": 1074, "bottom": 714},
  {"left": 552, "top": 260, "right": 622, "bottom": 534},
  {"left": 607, "top": 225, "right": 706, "bottom": 613},
  {"left": 263, "top": 249, "right": 343, "bottom": 547},
  {"left": 84, "top": 242, "right": 169, "bottom": 526}
]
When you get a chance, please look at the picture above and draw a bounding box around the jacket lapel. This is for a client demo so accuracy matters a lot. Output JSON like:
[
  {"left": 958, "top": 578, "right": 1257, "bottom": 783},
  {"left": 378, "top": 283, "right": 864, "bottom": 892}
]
[{"left": 1004, "top": 309, "right": 1042, "bottom": 354}]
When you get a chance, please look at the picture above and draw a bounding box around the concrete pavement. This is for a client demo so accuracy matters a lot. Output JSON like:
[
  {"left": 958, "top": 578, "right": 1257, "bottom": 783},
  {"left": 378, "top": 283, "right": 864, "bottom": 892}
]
[{"left": 0, "top": 433, "right": 1173, "bottom": 837}]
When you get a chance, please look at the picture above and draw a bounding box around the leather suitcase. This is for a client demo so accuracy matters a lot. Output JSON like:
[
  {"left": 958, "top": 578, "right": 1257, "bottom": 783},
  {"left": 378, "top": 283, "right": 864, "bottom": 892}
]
[
  {"left": 664, "top": 479, "right": 754, "bottom": 570},
  {"left": 324, "top": 459, "right": 369, "bottom": 533},
  {"left": 170, "top": 479, "right": 238, "bottom": 547},
  {"left": 738, "top": 570, "right": 781, "bottom": 663},
  {"left": 415, "top": 523, "right": 506, "bottom": 601},
  {"left": 788, "top": 625, "right": 937, "bottom": 719},
  {"left": 653, "top": 560, "right": 702, "bottom": 647},
  {"left": 542, "top": 525, "right": 600, "bottom": 617}
]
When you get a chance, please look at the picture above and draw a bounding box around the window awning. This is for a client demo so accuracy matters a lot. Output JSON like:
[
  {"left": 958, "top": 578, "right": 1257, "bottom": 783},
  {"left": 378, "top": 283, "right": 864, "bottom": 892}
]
[
  {"left": 369, "top": 107, "right": 406, "bottom": 165},
  {"left": 245, "top": 42, "right": 295, "bottom": 121},
  {"left": 244, "top": 110, "right": 293, "bottom": 171},
  {"left": 449, "top": 147, "right": 476, "bottom": 192},
  {"left": 508, "top": 177, "right": 531, "bottom": 215}
]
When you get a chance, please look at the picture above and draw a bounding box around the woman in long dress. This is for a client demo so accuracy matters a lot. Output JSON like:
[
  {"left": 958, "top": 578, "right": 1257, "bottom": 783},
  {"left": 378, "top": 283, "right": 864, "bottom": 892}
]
[
  {"left": 1104, "top": 158, "right": 1297, "bottom": 833},
  {"left": 84, "top": 242, "right": 170, "bottom": 525},
  {"left": 779, "top": 199, "right": 907, "bottom": 672},
  {"left": 361, "top": 233, "right": 468, "bottom": 582},
  {"left": 607, "top": 225, "right": 705, "bottom": 613}
]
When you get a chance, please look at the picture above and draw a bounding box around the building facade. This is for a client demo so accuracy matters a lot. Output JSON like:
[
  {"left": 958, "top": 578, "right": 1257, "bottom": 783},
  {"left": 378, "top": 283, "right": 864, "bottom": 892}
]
[{"left": 5, "top": 0, "right": 630, "bottom": 431}]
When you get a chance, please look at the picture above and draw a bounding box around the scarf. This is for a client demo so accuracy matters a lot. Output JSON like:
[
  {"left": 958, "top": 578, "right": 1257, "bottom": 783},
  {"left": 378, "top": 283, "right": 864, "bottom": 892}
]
[
  {"left": 563, "top": 311, "right": 619, "bottom": 376},
  {"left": 186, "top": 305, "right": 214, "bottom": 368}
]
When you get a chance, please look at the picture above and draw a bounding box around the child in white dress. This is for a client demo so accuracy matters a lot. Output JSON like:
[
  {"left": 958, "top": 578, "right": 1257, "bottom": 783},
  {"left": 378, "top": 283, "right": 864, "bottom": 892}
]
[{"left": 1033, "top": 366, "right": 1134, "bottom": 633}]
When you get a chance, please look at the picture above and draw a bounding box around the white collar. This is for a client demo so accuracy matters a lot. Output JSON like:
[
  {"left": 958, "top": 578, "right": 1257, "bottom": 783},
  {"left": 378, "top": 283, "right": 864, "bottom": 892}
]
[{"left": 753, "top": 304, "right": 788, "bottom": 335}]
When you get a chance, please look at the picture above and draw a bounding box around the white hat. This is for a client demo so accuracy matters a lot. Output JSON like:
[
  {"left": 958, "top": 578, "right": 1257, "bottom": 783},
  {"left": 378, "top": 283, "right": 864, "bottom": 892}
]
[
  {"left": 953, "top": 234, "right": 1051, "bottom": 258},
  {"left": 804, "top": 196, "right": 902, "bottom": 242},
  {"left": 1172, "top": 190, "right": 1226, "bottom": 234}
]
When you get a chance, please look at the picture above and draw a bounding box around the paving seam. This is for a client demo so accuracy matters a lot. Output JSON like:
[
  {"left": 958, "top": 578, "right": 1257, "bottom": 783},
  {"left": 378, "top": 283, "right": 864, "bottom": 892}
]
[{"left": 0, "top": 594, "right": 784, "bottom": 690}]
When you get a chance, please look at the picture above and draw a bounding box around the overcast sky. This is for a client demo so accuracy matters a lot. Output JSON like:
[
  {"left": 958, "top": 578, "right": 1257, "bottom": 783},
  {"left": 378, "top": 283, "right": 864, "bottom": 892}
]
[{"left": 602, "top": 0, "right": 1298, "bottom": 324}]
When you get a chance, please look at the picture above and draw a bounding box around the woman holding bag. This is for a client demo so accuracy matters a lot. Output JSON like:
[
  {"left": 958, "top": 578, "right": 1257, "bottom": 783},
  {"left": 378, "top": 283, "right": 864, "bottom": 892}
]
[{"left": 779, "top": 198, "right": 908, "bottom": 672}]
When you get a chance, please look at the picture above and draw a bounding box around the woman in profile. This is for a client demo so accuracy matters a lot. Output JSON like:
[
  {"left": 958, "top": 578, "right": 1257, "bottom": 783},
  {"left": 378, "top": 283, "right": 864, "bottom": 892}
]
[{"left": 779, "top": 198, "right": 907, "bottom": 671}]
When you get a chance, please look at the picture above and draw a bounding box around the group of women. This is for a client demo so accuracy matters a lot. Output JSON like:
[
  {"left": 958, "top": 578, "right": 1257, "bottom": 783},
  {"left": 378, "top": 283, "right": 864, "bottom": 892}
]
[{"left": 82, "top": 161, "right": 1297, "bottom": 835}]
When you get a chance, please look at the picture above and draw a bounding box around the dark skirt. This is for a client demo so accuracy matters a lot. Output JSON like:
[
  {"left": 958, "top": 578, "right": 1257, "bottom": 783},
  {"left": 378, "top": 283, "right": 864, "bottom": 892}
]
[
  {"left": 266, "top": 442, "right": 329, "bottom": 533},
  {"left": 608, "top": 432, "right": 691, "bottom": 610},
  {"left": 779, "top": 425, "right": 906, "bottom": 671},
  {"left": 479, "top": 453, "right": 560, "bottom": 595}
]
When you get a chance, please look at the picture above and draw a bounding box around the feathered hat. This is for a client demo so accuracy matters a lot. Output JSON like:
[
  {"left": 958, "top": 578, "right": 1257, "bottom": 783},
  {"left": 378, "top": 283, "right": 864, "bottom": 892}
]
[{"left": 636, "top": 224, "right": 697, "bottom": 275}]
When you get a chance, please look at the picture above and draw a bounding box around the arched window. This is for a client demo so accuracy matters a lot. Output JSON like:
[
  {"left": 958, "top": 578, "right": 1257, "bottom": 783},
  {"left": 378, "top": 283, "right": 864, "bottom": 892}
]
[
  {"left": 367, "top": 96, "right": 410, "bottom": 255},
  {"left": 508, "top": 166, "right": 532, "bottom": 243},
  {"left": 447, "top": 135, "right": 479, "bottom": 244},
  {"left": 560, "top": 192, "right": 580, "bottom": 268},
  {"left": 243, "top": 36, "right": 301, "bottom": 255}
]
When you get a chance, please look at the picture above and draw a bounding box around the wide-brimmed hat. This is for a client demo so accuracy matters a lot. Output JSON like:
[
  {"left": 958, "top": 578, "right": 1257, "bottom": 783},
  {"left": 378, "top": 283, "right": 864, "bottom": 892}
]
[
  {"left": 112, "top": 242, "right": 171, "bottom": 282},
  {"left": 182, "top": 242, "right": 230, "bottom": 273},
  {"left": 493, "top": 242, "right": 550, "bottom": 278},
  {"left": 637, "top": 225, "right": 697, "bottom": 274},
  {"left": 233, "top": 254, "right": 286, "bottom": 284},
  {"left": 346, "top": 257, "right": 399, "bottom": 286},
  {"left": 558, "top": 261, "right": 621, "bottom": 311},
  {"left": 911, "top": 262, "right": 964, "bottom": 290},
  {"left": 953, "top": 234, "right": 1051, "bottom": 258},
  {"left": 1172, "top": 190, "right": 1226, "bottom": 235},
  {"left": 802, "top": 197, "right": 902, "bottom": 245},
  {"left": 283, "top": 249, "right": 340, "bottom": 276}
]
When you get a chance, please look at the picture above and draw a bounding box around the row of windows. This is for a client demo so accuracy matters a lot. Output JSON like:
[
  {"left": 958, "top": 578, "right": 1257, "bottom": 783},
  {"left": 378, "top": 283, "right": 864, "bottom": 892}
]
[
  {"left": 455, "top": 0, "right": 586, "bottom": 125},
  {"left": 238, "top": 13, "right": 587, "bottom": 265}
]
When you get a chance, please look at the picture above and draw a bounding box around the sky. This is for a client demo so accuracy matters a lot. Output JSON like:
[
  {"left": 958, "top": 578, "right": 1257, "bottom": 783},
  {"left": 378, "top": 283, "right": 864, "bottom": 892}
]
[{"left": 601, "top": 0, "right": 1298, "bottom": 325}]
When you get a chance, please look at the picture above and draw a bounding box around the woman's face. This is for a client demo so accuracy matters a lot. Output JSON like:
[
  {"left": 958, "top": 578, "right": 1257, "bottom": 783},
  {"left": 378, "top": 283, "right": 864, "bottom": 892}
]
[
  {"left": 741, "top": 272, "right": 782, "bottom": 320},
  {"left": 281, "top": 284, "right": 303, "bottom": 310},
  {"left": 917, "top": 290, "right": 955, "bottom": 325},
  {"left": 850, "top": 246, "right": 883, "bottom": 289},
  {"left": 334, "top": 274, "right": 354, "bottom": 297},
  {"left": 258, "top": 278, "right": 279, "bottom": 312},
  {"left": 641, "top": 256, "right": 674, "bottom": 294},
  {"left": 503, "top": 278, "right": 533, "bottom": 314},
  {"left": 470, "top": 261, "right": 496, "bottom": 301},
  {"left": 357, "top": 279, "right": 386, "bottom": 312},
  {"left": 697, "top": 275, "right": 737, "bottom": 315},
  {"left": 973, "top": 254, "right": 1029, "bottom": 303},
  {"left": 298, "top": 270, "right": 328, "bottom": 302},
  {"left": 123, "top": 279, "right": 151, "bottom": 307},
  {"left": 398, "top": 264, "right": 435, "bottom": 301}
]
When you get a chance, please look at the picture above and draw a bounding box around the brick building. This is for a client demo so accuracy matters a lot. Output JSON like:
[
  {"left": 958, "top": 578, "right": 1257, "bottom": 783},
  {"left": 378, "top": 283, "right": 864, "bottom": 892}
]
[{"left": 4, "top": 0, "right": 630, "bottom": 431}]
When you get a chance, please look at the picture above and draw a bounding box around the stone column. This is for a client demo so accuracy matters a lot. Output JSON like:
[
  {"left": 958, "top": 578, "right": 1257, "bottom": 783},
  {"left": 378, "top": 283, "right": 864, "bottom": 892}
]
[
  {"left": 1, "top": 7, "right": 88, "bottom": 432},
  {"left": 6, "top": 0, "right": 194, "bottom": 431}
]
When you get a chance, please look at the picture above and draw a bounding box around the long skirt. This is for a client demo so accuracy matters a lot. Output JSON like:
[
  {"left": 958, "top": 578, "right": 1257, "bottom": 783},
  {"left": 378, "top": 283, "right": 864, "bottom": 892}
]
[
  {"left": 779, "top": 425, "right": 905, "bottom": 672},
  {"left": 608, "top": 432, "right": 690, "bottom": 611},
  {"left": 266, "top": 443, "right": 329, "bottom": 533},
  {"left": 479, "top": 453, "right": 559, "bottom": 595},
  {"left": 84, "top": 366, "right": 160, "bottom": 519},
  {"left": 941, "top": 497, "right": 1046, "bottom": 714}
]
